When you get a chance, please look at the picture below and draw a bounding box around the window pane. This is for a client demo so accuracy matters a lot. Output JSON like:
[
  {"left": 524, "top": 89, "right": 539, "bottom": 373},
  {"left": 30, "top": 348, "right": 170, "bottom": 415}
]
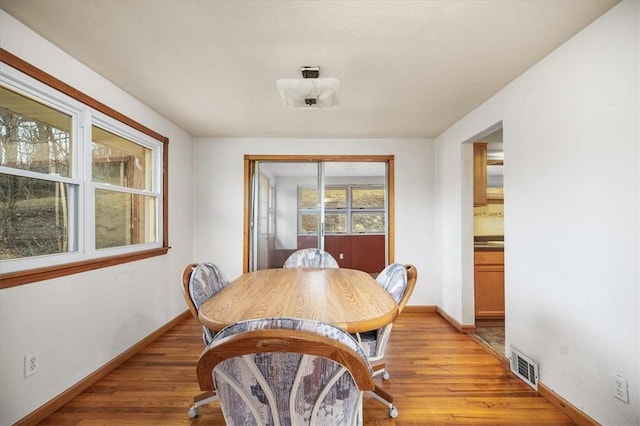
[
  {"left": 324, "top": 188, "right": 346, "bottom": 209},
  {"left": 0, "top": 86, "right": 72, "bottom": 177},
  {"left": 92, "top": 126, "right": 152, "bottom": 190},
  {"left": 325, "top": 213, "right": 346, "bottom": 233},
  {"left": 300, "top": 188, "right": 318, "bottom": 209},
  {"left": 300, "top": 212, "right": 318, "bottom": 234},
  {"left": 352, "top": 212, "right": 385, "bottom": 233},
  {"left": 95, "top": 189, "right": 156, "bottom": 249},
  {"left": 0, "top": 173, "right": 77, "bottom": 259},
  {"left": 352, "top": 187, "right": 384, "bottom": 209}
]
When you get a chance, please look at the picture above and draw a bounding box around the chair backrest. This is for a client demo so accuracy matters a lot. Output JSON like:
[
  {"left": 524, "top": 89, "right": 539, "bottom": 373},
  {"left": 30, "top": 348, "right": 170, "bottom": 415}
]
[
  {"left": 399, "top": 264, "right": 418, "bottom": 313},
  {"left": 196, "top": 317, "right": 374, "bottom": 426},
  {"left": 181, "top": 262, "right": 229, "bottom": 345},
  {"left": 188, "top": 262, "right": 229, "bottom": 309},
  {"left": 181, "top": 263, "right": 200, "bottom": 321},
  {"left": 375, "top": 262, "right": 408, "bottom": 303},
  {"left": 375, "top": 263, "right": 418, "bottom": 312},
  {"left": 283, "top": 248, "right": 339, "bottom": 269}
]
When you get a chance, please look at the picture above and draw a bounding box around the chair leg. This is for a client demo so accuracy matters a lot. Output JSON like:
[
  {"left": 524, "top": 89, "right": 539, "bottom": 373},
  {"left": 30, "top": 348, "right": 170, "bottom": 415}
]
[
  {"left": 372, "top": 362, "right": 390, "bottom": 380},
  {"left": 368, "top": 385, "right": 398, "bottom": 418},
  {"left": 188, "top": 390, "right": 217, "bottom": 418}
]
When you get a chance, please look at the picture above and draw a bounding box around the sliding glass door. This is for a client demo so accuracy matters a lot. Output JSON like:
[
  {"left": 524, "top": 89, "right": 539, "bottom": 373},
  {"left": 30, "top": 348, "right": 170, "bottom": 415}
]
[{"left": 246, "top": 156, "right": 392, "bottom": 273}]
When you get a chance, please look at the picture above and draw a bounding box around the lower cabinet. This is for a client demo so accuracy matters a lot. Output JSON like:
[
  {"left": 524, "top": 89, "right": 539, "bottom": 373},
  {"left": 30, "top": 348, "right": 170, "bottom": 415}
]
[{"left": 474, "top": 250, "right": 504, "bottom": 319}]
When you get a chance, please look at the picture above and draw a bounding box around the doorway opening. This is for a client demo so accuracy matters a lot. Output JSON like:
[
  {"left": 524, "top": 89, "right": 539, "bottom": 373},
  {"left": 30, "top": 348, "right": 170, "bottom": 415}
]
[{"left": 470, "top": 127, "right": 505, "bottom": 355}]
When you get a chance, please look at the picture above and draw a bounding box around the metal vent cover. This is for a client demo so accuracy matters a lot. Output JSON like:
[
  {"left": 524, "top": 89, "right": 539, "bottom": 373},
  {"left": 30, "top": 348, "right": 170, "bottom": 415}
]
[{"left": 510, "top": 346, "right": 539, "bottom": 390}]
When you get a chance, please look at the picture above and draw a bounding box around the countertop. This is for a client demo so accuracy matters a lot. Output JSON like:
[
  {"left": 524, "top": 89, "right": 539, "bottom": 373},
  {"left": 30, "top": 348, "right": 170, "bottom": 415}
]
[
  {"left": 474, "top": 244, "right": 504, "bottom": 251},
  {"left": 474, "top": 236, "right": 504, "bottom": 251}
]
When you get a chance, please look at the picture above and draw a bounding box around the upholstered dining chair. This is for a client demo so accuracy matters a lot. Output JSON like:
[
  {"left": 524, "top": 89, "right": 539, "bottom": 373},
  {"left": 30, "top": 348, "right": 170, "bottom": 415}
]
[
  {"left": 283, "top": 247, "right": 340, "bottom": 268},
  {"left": 196, "top": 317, "right": 375, "bottom": 425},
  {"left": 353, "top": 263, "right": 418, "bottom": 418},
  {"left": 181, "top": 262, "right": 230, "bottom": 418}
]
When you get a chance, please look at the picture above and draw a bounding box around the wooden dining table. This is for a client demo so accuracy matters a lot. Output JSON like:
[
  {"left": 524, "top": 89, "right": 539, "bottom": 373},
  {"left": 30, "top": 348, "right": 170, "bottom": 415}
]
[{"left": 198, "top": 268, "right": 398, "bottom": 333}]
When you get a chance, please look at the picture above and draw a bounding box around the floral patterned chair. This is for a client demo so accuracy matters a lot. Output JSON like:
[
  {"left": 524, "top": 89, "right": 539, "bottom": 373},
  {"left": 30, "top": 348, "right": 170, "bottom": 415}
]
[
  {"left": 353, "top": 263, "right": 418, "bottom": 418},
  {"left": 181, "top": 262, "right": 230, "bottom": 418},
  {"left": 283, "top": 248, "right": 340, "bottom": 269},
  {"left": 196, "top": 317, "right": 374, "bottom": 425}
]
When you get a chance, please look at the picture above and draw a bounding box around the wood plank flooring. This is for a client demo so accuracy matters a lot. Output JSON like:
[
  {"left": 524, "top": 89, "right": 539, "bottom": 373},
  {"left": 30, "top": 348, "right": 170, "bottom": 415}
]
[{"left": 39, "top": 312, "right": 575, "bottom": 425}]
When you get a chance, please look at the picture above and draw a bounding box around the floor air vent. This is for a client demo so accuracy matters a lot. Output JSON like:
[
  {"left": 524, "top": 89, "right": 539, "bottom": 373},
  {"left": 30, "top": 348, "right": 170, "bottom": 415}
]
[{"left": 510, "top": 346, "right": 539, "bottom": 390}]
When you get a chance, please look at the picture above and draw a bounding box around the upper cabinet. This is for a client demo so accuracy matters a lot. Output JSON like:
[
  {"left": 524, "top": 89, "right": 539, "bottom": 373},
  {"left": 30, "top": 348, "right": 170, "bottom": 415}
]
[
  {"left": 473, "top": 143, "right": 488, "bottom": 206},
  {"left": 474, "top": 141, "right": 504, "bottom": 205}
]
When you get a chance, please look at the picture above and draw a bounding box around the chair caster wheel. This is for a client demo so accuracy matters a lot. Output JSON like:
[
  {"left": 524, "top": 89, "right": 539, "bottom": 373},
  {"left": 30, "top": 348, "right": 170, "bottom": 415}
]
[
  {"left": 389, "top": 406, "right": 399, "bottom": 418},
  {"left": 188, "top": 405, "right": 199, "bottom": 418},
  {"left": 382, "top": 371, "right": 390, "bottom": 380}
]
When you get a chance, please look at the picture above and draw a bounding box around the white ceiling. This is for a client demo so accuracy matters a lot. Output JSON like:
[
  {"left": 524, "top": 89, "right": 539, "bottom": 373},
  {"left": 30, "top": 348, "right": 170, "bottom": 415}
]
[{"left": 0, "top": 0, "right": 618, "bottom": 139}]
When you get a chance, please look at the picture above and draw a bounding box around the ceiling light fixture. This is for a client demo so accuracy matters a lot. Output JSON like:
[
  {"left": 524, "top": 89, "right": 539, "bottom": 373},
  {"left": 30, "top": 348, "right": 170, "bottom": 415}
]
[{"left": 276, "top": 66, "right": 340, "bottom": 109}]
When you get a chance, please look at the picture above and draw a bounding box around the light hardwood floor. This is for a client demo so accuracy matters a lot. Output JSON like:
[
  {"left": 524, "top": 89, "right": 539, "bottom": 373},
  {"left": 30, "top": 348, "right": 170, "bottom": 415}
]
[{"left": 39, "top": 312, "right": 575, "bottom": 425}]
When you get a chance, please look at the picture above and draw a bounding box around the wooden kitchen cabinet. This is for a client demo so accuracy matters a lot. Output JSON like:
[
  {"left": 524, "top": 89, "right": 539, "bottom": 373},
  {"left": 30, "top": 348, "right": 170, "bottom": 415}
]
[
  {"left": 474, "top": 250, "right": 504, "bottom": 320},
  {"left": 473, "top": 142, "right": 488, "bottom": 206}
]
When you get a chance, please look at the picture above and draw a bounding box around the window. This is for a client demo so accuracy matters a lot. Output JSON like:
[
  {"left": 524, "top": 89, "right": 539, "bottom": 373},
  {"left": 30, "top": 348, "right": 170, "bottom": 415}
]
[
  {"left": 0, "top": 50, "right": 168, "bottom": 287},
  {"left": 298, "top": 185, "right": 385, "bottom": 234},
  {"left": 92, "top": 125, "right": 158, "bottom": 249},
  {"left": 0, "top": 86, "right": 77, "bottom": 259},
  {"left": 351, "top": 186, "right": 385, "bottom": 233}
]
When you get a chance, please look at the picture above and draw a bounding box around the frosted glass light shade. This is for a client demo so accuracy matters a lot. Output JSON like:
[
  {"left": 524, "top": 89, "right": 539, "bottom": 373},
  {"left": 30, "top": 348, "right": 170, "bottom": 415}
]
[{"left": 276, "top": 78, "right": 341, "bottom": 109}]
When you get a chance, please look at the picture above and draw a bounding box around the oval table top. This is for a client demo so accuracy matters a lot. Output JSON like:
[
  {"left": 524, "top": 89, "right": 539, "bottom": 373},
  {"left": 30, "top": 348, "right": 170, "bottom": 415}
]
[{"left": 198, "top": 268, "right": 399, "bottom": 333}]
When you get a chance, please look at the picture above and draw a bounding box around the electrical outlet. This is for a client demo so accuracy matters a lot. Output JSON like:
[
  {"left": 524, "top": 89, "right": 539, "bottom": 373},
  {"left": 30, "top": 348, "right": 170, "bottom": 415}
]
[
  {"left": 613, "top": 373, "right": 629, "bottom": 403},
  {"left": 339, "top": 253, "right": 344, "bottom": 259},
  {"left": 24, "top": 352, "right": 39, "bottom": 378}
]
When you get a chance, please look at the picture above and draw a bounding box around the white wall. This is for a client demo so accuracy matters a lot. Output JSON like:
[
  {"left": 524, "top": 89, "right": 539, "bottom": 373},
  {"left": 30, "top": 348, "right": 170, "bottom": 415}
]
[
  {"left": 435, "top": 2, "right": 639, "bottom": 424},
  {"left": 0, "top": 11, "right": 195, "bottom": 425},
  {"left": 192, "top": 137, "right": 438, "bottom": 306}
]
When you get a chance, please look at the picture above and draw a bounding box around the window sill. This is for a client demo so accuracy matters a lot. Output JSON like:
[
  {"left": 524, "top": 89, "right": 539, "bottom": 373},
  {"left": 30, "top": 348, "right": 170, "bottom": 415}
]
[{"left": 0, "top": 246, "right": 170, "bottom": 289}]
